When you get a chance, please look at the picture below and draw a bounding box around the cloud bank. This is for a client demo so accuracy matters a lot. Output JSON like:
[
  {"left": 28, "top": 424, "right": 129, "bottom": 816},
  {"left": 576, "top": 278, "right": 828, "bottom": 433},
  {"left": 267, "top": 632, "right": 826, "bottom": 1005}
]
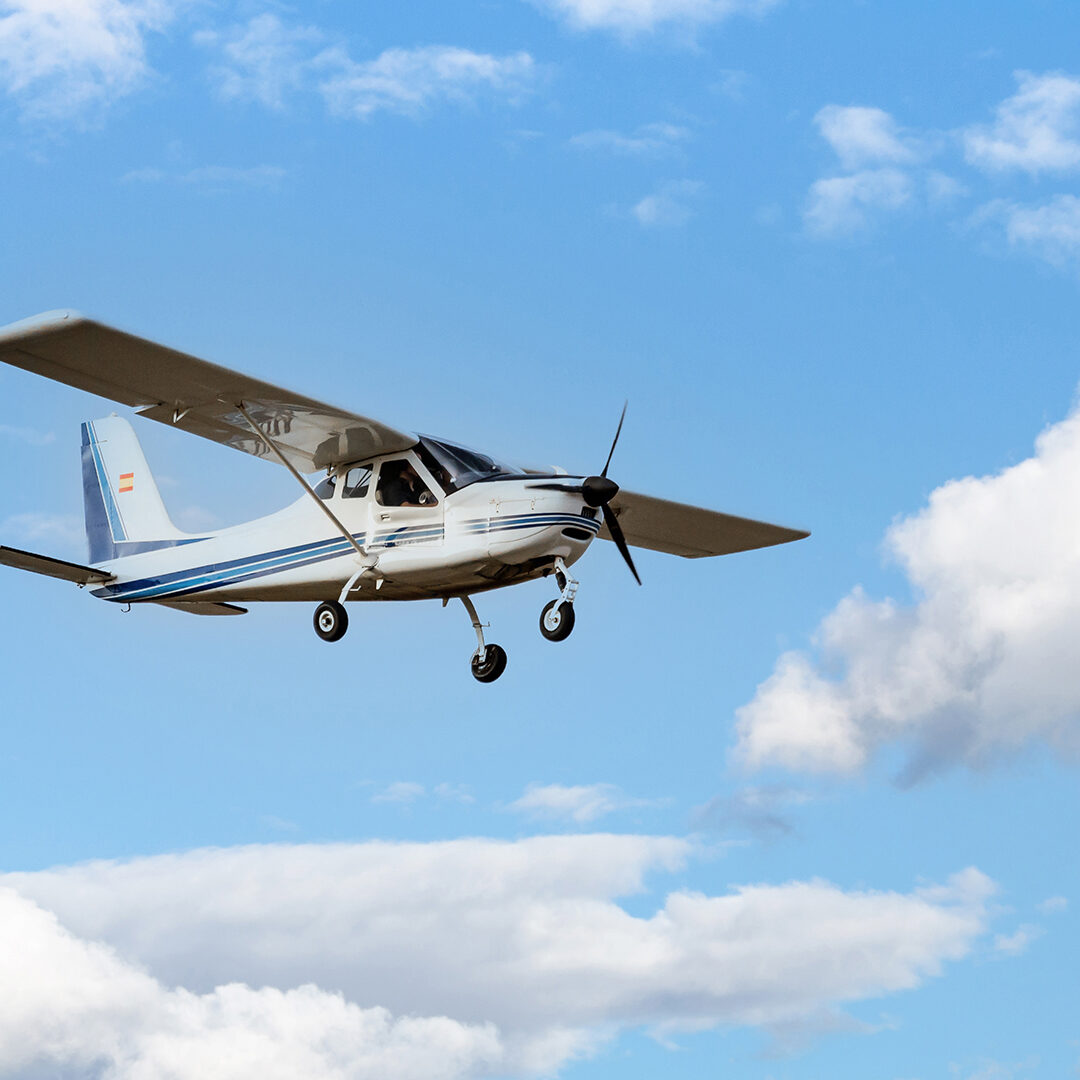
[
  {"left": 736, "top": 400, "right": 1080, "bottom": 779},
  {"left": 1, "top": 836, "right": 995, "bottom": 1076},
  {"left": 528, "top": 0, "right": 780, "bottom": 36}
]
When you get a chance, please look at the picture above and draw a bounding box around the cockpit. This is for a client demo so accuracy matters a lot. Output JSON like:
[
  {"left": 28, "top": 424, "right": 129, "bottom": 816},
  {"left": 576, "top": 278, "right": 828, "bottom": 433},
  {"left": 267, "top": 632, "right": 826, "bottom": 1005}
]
[
  {"left": 414, "top": 435, "right": 527, "bottom": 493},
  {"left": 313, "top": 436, "right": 537, "bottom": 504}
]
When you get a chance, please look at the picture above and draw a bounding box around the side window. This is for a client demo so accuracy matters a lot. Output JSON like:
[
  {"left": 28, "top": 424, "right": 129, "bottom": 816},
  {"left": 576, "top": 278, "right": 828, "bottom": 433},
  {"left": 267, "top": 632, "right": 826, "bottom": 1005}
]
[
  {"left": 376, "top": 459, "right": 437, "bottom": 507},
  {"left": 343, "top": 464, "right": 372, "bottom": 499},
  {"left": 313, "top": 474, "right": 336, "bottom": 500}
]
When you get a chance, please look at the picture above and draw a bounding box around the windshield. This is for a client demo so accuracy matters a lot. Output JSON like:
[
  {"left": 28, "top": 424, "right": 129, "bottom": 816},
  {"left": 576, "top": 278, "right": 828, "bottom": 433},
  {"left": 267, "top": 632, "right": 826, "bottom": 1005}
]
[{"left": 416, "top": 435, "right": 525, "bottom": 493}]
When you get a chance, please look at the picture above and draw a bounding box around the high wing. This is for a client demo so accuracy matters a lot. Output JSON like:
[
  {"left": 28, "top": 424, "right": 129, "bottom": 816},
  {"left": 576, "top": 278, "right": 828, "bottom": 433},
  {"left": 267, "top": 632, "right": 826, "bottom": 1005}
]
[
  {"left": 600, "top": 490, "right": 809, "bottom": 558},
  {"left": 0, "top": 310, "right": 416, "bottom": 472},
  {"left": 0, "top": 545, "right": 114, "bottom": 585}
]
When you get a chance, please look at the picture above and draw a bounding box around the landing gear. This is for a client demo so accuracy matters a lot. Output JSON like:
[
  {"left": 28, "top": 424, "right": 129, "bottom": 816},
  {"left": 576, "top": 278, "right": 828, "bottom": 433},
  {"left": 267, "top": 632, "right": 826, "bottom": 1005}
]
[
  {"left": 471, "top": 643, "right": 508, "bottom": 683},
  {"left": 540, "top": 600, "right": 575, "bottom": 642},
  {"left": 313, "top": 600, "right": 348, "bottom": 642},
  {"left": 459, "top": 595, "right": 508, "bottom": 683},
  {"left": 540, "top": 557, "right": 578, "bottom": 643}
]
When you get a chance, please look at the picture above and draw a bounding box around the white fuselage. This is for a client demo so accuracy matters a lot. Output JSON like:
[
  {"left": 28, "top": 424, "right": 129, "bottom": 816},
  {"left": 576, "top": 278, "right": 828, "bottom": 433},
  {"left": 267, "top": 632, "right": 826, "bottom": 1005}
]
[{"left": 90, "top": 452, "right": 599, "bottom": 607}]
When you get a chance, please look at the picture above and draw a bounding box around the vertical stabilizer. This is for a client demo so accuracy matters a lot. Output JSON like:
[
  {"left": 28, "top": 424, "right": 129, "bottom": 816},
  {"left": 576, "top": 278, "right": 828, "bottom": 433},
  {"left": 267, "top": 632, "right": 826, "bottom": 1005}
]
[{"left": 81, "top": 416, "right": 191, "bottom": 563}]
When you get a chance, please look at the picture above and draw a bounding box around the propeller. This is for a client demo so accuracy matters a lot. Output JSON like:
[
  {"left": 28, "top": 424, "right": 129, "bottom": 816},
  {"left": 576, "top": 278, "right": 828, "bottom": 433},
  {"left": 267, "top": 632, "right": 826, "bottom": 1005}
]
[{"left": 530, "top": 403, "right": 641, "bottom": 585}]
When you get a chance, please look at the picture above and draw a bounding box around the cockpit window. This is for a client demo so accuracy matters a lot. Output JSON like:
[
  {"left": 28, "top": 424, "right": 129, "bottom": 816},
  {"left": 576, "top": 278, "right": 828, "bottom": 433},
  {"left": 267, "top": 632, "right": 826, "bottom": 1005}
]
[
  {"left": 417, "top": 436, "right": 525, "bottom": 494},
  {"left": 376, "top": 459, "right": 437, "bottom": 507},
  {"left": 314, "top": 474, "right": 336, "bottom": 500},
  {"left": 343, "top": 464, "right": 372, "bottom": 499}
]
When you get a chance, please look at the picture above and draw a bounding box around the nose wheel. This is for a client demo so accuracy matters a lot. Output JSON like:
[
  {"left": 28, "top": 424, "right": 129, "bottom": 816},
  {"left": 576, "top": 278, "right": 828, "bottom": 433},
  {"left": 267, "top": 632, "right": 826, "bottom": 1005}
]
[
  {"left": 540, "top": 600, "right": 575, "bottom": 642},
  {"left": 313, "top": 600, "right": 348, "bottom": 642},
  {"left": 540, "top": 557, "right": 578, "bottom": 642}
]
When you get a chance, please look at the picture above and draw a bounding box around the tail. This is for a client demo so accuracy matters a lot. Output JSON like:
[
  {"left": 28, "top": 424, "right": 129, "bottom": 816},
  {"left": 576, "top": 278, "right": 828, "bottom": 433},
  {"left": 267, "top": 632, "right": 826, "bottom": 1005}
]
[{"left": 81, "top": 415, "right": 194, "bottom": 563}]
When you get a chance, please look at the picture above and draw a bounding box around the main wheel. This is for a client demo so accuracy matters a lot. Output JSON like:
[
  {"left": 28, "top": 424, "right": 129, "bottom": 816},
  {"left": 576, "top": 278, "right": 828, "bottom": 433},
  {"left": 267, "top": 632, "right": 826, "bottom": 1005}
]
[
  {"left": 540, "top": 600, "right": 575, "bottom": 642},
  {"left": 313, "top": 601, "right": 348, "bottom": 642},
  {"left": 471, "top": 643, "right": 508, "bottom": 683}
]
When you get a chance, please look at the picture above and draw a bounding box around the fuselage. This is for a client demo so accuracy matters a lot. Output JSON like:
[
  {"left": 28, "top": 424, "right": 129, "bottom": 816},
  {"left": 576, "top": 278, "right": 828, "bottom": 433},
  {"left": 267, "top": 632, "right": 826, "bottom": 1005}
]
[{"left": 90, "top": 448, "right": 599, "bottom": 606}]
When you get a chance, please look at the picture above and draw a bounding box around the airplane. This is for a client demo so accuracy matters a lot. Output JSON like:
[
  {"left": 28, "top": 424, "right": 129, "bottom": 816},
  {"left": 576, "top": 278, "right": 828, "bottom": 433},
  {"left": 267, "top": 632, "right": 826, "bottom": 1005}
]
[{"left": 0, "top": 310, "right": 809, "bottom": 682}]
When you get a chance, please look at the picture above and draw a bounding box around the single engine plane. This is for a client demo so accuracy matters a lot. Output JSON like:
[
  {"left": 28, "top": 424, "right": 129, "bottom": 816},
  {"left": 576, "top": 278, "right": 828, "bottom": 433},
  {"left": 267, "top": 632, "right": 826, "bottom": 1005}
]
[{"left": 0, "top": 310, "right": 808, "bottom": 682}]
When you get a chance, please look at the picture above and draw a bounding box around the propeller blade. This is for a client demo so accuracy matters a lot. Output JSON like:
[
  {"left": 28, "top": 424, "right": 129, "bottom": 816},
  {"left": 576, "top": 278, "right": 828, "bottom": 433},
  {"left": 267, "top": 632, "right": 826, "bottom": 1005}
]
[
  {"left": 601, "top": 401, "right": 628, "bottom": 478},
  {"left": 602, "top": 502, "right": 641, "bottom": 586}
]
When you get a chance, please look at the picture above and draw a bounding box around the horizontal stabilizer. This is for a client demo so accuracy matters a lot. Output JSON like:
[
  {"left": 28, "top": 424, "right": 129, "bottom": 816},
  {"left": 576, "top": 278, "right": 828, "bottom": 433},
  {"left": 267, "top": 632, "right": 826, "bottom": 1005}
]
[
  {"left": 0, "top": 545, "right": 114, "bottom": 585},
  {"left": 153, "top": 600, "right": 248, "bottom": 616},
  {"left": 599, "top": 491, "right": 809, "bottom": 559},
  {"left": 0, "top": 310, "right": 415, "bottom": 472}
]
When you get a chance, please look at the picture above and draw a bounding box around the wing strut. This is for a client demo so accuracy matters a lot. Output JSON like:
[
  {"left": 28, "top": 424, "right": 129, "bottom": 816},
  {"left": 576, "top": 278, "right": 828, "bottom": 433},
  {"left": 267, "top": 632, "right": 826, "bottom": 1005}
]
[{"left": 237, "top": 402, "right": 368, "bottom": 559}]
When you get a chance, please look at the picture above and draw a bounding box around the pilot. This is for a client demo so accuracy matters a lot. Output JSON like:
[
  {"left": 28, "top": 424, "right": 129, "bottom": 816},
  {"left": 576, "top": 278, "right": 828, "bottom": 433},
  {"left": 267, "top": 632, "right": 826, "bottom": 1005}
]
[{"left": 379, "top": 461, "right": 435, "bottom": 507}]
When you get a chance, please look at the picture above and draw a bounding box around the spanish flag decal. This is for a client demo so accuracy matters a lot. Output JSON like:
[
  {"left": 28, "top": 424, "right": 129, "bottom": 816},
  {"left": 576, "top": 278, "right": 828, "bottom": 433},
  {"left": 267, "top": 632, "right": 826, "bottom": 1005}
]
[{"left": 119, "top": 472, "right": 134, "bottom": 494}]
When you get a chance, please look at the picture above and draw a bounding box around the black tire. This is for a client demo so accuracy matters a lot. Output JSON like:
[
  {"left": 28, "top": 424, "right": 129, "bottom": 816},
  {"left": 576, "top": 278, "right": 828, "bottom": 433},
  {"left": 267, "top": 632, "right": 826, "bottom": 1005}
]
[
  {"left": 314, "top": 601, "right": 348, "bottom": 642},
  {"left": 540, "top": 600, "right": 575, "bottom": 642},
  {"left": 471, "top": 643, "right": 508, "bottom": 683}
]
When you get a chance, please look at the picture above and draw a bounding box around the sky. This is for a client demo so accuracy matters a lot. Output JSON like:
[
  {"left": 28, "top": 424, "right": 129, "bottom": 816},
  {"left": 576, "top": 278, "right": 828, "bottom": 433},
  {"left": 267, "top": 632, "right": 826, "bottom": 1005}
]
[{"left": 1, "top": 1, "right": 1079, "bottom": 1078}]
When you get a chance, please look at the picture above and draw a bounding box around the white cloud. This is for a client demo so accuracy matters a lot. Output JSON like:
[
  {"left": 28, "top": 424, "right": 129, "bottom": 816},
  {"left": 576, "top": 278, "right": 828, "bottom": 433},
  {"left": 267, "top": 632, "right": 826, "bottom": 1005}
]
[
  {"left": 509, "top": 782, "right": 655, "bottom": 822},
  {"left": 978, "top": 194, "right": 1080, "bottom": 268},
  {"left": 814, "top": 105, "right": 921, "bottom": 170},
  {"left": 964, "top": 70, "right": 1080, "bottom": 176},
  {"left": 196, "top": 12, "right": 322, "bottom": 110},
  {"left": 318, "top": 45, "right": 537, "bottom": 120},
  {"left": 632, "top": 179, "right": 703, "bottom": 226},
  {"left": 434, "top": 782, "right": 475, "bottom": 804},
  {"left": 735, "top": 400, "right": 1080, "bottom": 779},
  {"left": 1, "top": 836, "right": 995, "bottom": 1068},
  {"left": 527, "top": 0, "right": 780, "bottom": 36},
  {"left": 0, "top": 887, "right": 504, "bottom": 1080},
  {"left": 371, "top": 781, "right": 426, "bottom": 804},
  {"left": 992, "top": 923, "right": 1042, "bottom": 957},
  {"left": 0, "top": 0, "right": 177, "bottom": 119},
  {"left": 570, "top": 121, "right": 689, "bottom": 156},
  {"left": 803, "top": 168, "right": 912, "bottom": 236}
]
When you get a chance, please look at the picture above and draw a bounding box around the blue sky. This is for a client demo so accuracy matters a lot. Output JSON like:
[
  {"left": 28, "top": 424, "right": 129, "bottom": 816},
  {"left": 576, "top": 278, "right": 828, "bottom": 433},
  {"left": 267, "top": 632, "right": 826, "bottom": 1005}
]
[{"left": 1, "top": 1, "right": 1079, "bottom": 1078}]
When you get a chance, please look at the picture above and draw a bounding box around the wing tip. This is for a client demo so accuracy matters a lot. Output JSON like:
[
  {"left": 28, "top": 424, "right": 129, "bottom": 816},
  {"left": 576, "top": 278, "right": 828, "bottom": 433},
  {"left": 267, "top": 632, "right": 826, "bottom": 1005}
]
[{"left": 0, "top": 308, "right": 88, "bottom": 346}]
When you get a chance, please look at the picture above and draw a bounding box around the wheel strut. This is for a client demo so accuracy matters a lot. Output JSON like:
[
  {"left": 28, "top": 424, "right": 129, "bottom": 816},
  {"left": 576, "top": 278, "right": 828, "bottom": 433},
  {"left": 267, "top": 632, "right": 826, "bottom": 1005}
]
[{"left": 459, "top": 596, "right": 507, "bottom": 683}]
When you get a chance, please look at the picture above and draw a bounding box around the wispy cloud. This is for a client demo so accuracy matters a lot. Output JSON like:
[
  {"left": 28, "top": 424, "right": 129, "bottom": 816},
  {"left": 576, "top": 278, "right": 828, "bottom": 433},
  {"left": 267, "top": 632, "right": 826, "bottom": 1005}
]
[
  {"left": 1036, "top": 895, "right": 1068, "bottom": 915},
  {"left": 974, "top": 194, "right": 1080, "bottom": 270},
  {"left": 735, "top": 399, "right": 1080, "bottom": 780},
  {"left": 992, "top": 923, "right": 1043, "bottom": 957},
  {"left": 570, "top": 121, "right": 689, "bottom": 157},
  {"left": 318, "top": 44, "right": 537, "bottom": 120},
  {"left": 509, "top": 782, "right": 660, "bottom": 823},
  {"left": 370, "top": 781, "right": 426, "bottom": 805},
  {"left": 632, "top": 179, "right": 704, "bottom": 227},
  {"left": 121, "top": 163, "right": 286, "bottom": 188},
  {"left": 1, "top": 511, "right": 84, "bottom": 554},
  {"left": 0, "top": 422, "right": 55, "bottom": 446},
  {"left": 527, "top": 0, "right": 781, "bottom": 37},
  {"left": 197, "top": 15, "right": 540, "bottom": 122},
  {"left": 804, "top": 168, "right": 913, "bottom": 236},
  {"left": 691, "top": 785, "right": 812, "bottom": 839},
  {"left": 196, "top": 12, "right": 322, "bottom": 110},
  {"left": 0, "top": 0, "right": 180, "bottom": 120},
  {"left": 964, "top": 70, "right": 1080, "bottom": 176}
]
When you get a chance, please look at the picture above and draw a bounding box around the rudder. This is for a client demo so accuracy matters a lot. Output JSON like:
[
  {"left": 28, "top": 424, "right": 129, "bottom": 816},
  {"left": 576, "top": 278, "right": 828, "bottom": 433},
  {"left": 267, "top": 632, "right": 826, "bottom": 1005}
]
[{"left": 81, "top": 415, "right": 191, "bottom": 563}]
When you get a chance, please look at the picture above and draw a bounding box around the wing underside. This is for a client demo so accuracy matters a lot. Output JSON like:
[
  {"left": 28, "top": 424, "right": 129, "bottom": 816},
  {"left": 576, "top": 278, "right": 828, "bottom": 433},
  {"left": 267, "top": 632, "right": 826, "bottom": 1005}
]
[
  {"left": 0, "top": 310, "right": 416, "bottom": 472},
  {"left": 599, "top": 490, "right": 809, "bottom": 558}
]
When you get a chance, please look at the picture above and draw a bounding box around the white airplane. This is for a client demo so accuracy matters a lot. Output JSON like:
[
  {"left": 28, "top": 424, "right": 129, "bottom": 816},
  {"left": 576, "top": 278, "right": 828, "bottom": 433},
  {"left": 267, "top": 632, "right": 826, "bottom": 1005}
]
[{"left": 0, "top": 310, "right": 808, "bottom": 682}]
